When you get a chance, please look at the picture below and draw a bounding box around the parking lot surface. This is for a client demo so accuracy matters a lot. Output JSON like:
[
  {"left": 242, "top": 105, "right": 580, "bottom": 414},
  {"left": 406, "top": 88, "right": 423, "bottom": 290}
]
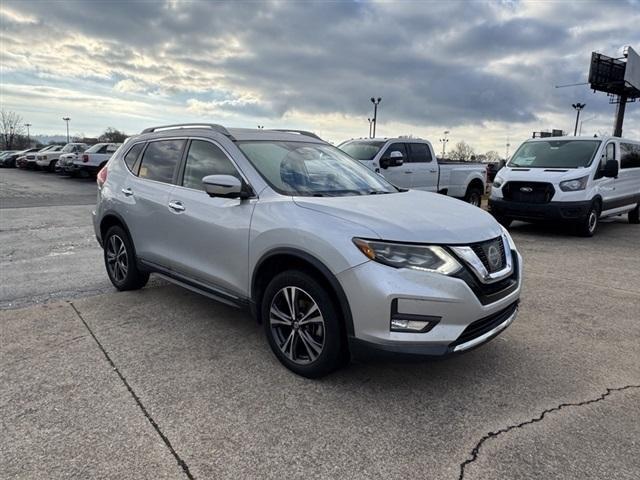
[{"left": 1, "top": 169, "right": 639, "bottom": 479}]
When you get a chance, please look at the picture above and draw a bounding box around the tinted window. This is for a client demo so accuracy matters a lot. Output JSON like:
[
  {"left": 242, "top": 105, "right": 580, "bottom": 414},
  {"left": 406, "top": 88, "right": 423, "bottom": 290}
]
[
  {"left": 620, "top": 143, "right": 640, "bottom": 169},
  {"left": 339, "top": 141, "right": 385, "bottom": 160},
  {"left": 408, "top": 143, "right": 432, "bottom": 163},
  {"left": 124, "top": 143, "right": 145, "bottom": 173},
  {"left": 182, "top": 140, "right": 239, "bottom": 190},
  {"left": 382, "top": 143, "right": 408, "bottom": 159},
  {"left": 138, "top": 140, "right": 184, "bottom": 183}
]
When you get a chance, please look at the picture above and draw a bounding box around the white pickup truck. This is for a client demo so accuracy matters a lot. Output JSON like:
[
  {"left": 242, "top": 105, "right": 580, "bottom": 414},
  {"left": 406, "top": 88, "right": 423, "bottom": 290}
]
[
  {"left": 71, "top": 142, "right": 121, "bottom": 176},
  {"left": 36, "top": 143, "right": 88, "bottom": 172},
  {"left": 339, "top": 138, "right": 487, "bottom": 205}
]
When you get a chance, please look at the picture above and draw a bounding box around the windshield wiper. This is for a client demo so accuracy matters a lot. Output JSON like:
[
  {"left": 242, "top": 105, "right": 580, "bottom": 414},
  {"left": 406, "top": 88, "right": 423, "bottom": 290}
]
[{"left": 367, "top": 190, "right": 391, "bottom": 195}]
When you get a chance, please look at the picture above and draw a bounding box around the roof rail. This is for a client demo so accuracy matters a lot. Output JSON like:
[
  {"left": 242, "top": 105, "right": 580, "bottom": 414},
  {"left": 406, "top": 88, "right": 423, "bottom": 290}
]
[
  {"left": 269, "top": 129, "right": 322, "bottom": 141},
  {"left": 141, "top": 123, "right": 234, "bottom": 139}
]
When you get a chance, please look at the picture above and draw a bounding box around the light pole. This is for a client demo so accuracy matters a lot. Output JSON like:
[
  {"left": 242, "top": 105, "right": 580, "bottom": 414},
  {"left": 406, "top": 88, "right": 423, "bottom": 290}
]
[
  {"left": 370, "top": 97, "right": 381, "bottom": 138},
  {"left": 505, "top": 137, "right": 511, "bottom": 160},
  {"left": 257, "top": 125, "right": 264, "bottom": 129},
  {"left": 62, "top": 117, "right": 71, "bottom": 143},
  {"left": 24, "top": 123, "right": 32, "bottom": 146},
  {"left": 367, "top": 118, "right": 373, "bottom": 138},
  {"left": 439, "top": 130, "right": 450, "bottom": 158},
  {"left": 571, "top": 103, "right": 585, "bottom": 136}
]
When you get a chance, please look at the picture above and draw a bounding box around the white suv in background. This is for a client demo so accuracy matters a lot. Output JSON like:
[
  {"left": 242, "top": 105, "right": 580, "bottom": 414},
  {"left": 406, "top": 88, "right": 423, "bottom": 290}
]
[
  {"left": 489, "top": 136, "right": 640, "bottom": 235},
  {"left": 93, "top": 124, "right": 522, "bottom": 377},
  {"left": 36, "top": 142, "right": 88, "bottom": 172}
]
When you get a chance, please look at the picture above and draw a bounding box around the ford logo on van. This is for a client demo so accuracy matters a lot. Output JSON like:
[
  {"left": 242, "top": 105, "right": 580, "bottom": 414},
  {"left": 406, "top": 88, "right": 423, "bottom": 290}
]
[{"left": 520, "top": 186, "right": 533, "bottom": 193}]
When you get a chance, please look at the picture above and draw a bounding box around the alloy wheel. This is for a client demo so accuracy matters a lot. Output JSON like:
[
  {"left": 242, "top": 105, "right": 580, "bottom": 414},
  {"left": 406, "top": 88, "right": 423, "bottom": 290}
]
[
  {"left": 269, "top": 286, "right": 325, "bottom": 365},
  {"left": 106, "top": 234, "right": 128, "bottom": 283}
]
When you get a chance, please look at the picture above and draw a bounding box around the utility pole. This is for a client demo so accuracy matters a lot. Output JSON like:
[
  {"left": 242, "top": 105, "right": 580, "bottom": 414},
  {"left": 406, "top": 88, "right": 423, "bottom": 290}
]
[
  {"left": 24, "top": 123, "right": 32, "bottom": 146},
  {"left": 62, "top": 117, "right": 71, "bottom": 143},
  {"left": 367, "top": 118, "right": 373, "bottom": 138},
  {"left": 571, "top": 103, "right": 585, "bottom": 136},
  {"left": 370, "top": 97, "right": 381, "bottom": 138},
  {"left": 439, "top": 130, "right": 450, "bottom": 158}
]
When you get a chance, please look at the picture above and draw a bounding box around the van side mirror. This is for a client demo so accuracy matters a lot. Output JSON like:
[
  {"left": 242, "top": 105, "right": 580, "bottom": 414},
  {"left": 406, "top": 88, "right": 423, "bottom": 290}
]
[
  {"left": 603, "top": 159, "right": 618, "bottom": 178},
  {"left": 202, "top": 175, "right": 252, "bottom": 199}
]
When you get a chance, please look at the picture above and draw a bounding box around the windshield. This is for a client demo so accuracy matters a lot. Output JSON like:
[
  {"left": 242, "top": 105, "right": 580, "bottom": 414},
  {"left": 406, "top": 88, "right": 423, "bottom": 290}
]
[
  {"left": 339, "top": 140, "right": 385, "bottom": 160},
  {"left": 86, "top": 143, "right": 106, "bottom": 153},
  {"left": 509, "top": 140, "right": 601, "bottom": 168},
  {"left": 61, "top": 144, "right": 79, "bottom": 153},
  {"left": 237, "top": 141, "right": 399, "bottom": 196}
]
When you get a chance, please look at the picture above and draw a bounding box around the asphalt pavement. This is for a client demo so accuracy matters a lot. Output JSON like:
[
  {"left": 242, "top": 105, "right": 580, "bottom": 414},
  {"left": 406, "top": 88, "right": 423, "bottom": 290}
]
[{"left": 1, "top": 168, "right": 639, "bottom": 479}]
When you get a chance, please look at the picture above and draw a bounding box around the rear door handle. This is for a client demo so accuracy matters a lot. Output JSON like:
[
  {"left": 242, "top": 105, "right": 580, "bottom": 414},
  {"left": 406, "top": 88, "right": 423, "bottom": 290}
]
[
  {"left": 168, "top": 200, "right": 185, "bottom": 212},
  {"left": 121, "top": 188, "right": 133, "bottom": 196}
]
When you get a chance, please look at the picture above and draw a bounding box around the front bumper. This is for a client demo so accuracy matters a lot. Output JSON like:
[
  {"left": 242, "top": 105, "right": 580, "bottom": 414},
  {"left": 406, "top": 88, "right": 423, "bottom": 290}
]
[
  {"left": 489, "top": 198, "right": 591, "bottom": 222},
  {"left": 338, "top": 250, "right": 522, "bottom": 358}
]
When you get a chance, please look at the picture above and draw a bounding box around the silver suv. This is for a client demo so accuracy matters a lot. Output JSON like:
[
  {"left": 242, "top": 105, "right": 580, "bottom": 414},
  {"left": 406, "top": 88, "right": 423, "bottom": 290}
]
[{"left": 93, "top": 124, "right": 522, "bottom": 377}]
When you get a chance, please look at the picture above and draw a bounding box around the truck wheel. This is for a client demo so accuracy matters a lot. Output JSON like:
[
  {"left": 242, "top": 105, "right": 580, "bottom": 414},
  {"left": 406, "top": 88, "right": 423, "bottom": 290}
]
[
  {"left": 48, "top": 160, "right": 57, "bottom": 172},
  {"left": 494, "top": 215, "right": 512, "bottom": 228},
  {"left": 464, "top": 185, "right": 483, "bottom": 207},
  {"left": 262, "top": 270, "right": 346, "bottom": 378},
  {"left": 577, "top": 202, "right": 600, "bottom": 237},
  {"left": 629, "top": 203, "right": 639, "bottom": 224}
]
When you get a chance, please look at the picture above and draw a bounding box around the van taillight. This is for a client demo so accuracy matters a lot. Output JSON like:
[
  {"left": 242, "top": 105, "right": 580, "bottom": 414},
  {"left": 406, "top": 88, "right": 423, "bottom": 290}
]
[
  {"left": 83, "top": 154, "right": 89, "bottom": 163},
  {"left": 97, "top": 165, "right": 108, "bottom": 188}
]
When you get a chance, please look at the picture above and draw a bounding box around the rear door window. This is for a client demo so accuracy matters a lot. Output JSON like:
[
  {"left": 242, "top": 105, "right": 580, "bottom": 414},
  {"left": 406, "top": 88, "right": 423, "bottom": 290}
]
[
  {"left": 408, "top": 143, "right": 432, "bottom": 163},
  {"left": 138, "top": 139, "right": 185, "bottom": 184},
  {"left": 181, "top": 140, "right": 240, "bottom": 191}
]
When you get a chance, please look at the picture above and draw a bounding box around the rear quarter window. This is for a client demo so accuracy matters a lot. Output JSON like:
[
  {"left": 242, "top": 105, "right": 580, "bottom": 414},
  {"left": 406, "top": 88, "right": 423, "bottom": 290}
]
[
  {"left": 620, "top": 143, "right": 640, "bottom": 169},
  {"left": 123, "top": 143, "right": 145, "bottom": 174}
]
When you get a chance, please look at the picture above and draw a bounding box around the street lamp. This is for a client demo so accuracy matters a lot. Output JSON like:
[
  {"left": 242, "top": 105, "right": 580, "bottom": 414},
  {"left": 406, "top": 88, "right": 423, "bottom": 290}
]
[
  {"left": 571, "top": 103, "right": 586, "bottom": 136},
  {"left": 439, "top": 130, "right": 450, "bottom": 158},
  {"left": 370, "top": 97, "right": 382, "bottom": 138},
  {"left": 24, "top": 123, "right": 32, "bottom": 146},
  {"left": 62, "top": 117, "right": 71, "bottom": 143},
  {"left": 257, "top": 125, "right": 264, "bottom": 129},
  {"left": 367, "top": 118, "right": 373, "bottom": 138}
]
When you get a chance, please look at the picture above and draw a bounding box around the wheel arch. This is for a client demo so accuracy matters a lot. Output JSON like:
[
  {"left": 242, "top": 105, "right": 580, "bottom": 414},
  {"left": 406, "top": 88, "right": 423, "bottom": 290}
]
[{"left": 251, "top": 248, "right": 355, "bottom": 337}]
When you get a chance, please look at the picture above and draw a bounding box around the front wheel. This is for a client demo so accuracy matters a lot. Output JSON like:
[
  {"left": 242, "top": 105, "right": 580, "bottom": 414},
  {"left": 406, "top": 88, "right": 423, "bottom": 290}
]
[
  {"left": 103, "top": 225, "right": 149, "bottom": 291},
  {"left": 629, "top": 203, "right": 639, "bottom": 224},
  {"left": 577, "top": 203, "right": 600, "bottom": 237},
  {"left": 262, "top": 270, "right": 346, "bottom": 378},
  {"left": 464, "top": 186, "right": 483, "bottom": 207}
]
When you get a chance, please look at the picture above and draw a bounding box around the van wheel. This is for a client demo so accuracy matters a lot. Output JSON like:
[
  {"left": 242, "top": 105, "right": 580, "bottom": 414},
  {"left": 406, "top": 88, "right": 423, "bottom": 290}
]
[
  {"left": 262, "top": 270, "right": 345, "bottom": 378},
  {"left": 577, "top": 203, "right": 600, "bottom": 237},
  {"left": 103, "top": 226, "right": 149, "bottom": 291},
  {"left": 465, "top": 185, "right": 483, "bottom": 207},
  {"left": 629, "top": 204, "right": 639, "bottom": 224}
]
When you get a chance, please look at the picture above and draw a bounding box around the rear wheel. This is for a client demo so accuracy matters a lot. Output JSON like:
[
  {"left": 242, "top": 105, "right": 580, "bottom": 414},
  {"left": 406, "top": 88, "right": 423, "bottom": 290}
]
[
  {"left": 465, "top": 185, "right": 483, "bottom": 207},
  {"left": 262, "top": 270, "right": 345, "bottom": 378},
  {"left": 629, "top": 203, "right": 639, "bottom": 224},
  {"left": 577, "top": 202, "right": 600, "bottom": 237},
  {"left": 103, "top": 225, "right": 149, "bottom": 291}
]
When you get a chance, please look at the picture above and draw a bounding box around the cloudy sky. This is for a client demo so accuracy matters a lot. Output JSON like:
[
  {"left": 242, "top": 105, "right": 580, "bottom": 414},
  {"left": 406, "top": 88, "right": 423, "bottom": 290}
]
[{"left": 1, "top": 0, "right": 639, "bottom": 153}]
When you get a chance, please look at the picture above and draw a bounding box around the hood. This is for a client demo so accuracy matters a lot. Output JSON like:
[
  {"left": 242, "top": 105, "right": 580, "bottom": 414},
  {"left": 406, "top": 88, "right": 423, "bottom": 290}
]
[
  {"left": 497, "top": 166, "right": 591, "bottom": 184},
  {"left": 293, "top": 190, "right": 502, "bottom": 244}
]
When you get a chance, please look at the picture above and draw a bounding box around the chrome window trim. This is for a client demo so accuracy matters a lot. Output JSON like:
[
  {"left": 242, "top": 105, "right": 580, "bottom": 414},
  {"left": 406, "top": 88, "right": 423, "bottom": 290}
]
[{"left": 450, "top": 235, "right": 513, "bottom": 284}]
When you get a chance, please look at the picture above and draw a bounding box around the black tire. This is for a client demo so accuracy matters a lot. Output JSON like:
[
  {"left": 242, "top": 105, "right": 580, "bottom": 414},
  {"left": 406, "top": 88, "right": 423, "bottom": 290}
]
[
  {"left": 262, "top": 270, "right": 345, "bottom": 378},
  {"left": 577, "top": 202, "right": 600, "bottom": 237},
  {"left": 629, "top": 204, "right": 639, "bottom": 224},
  {"left": 464, "top": 185, "right": 483, "bottom": 207},
  {"left": 48, "top": 160, "right": 57, "bottom": 172},
  {"left": 103, "top": 225, "right": 149, "bottom": 291}
]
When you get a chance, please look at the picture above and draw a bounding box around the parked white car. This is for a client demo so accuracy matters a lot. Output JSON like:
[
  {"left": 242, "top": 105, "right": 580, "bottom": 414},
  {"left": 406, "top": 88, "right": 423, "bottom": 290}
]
[
  {"left": 489, "top": 136, "right": 640, "bottom": 236},
  {"left": 339, "top": 138, "right": 487, "bottom": 206},
  {"left": 36, "top": 143, "right": 88, "bottom": 171},
  {"left": 71, "top": 142, "right": 121, "bottom": 176}
]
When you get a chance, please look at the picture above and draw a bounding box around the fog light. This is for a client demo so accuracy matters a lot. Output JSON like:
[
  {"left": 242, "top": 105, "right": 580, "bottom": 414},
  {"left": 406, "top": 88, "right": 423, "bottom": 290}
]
[{"left": 391, "top": 318, "right": 433, "bottom": 332}]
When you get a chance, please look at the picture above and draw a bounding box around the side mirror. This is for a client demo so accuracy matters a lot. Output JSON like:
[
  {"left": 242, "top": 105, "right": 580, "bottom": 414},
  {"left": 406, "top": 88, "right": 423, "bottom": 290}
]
[
  {"left": 389, "top": 151, "right": 404, "bottom": 167},
  {"left": 202, "top": 175, "right": 251, "bottom": 199},
  {"left": 603, "top": 159, "right": 618, "bottom": 178}
]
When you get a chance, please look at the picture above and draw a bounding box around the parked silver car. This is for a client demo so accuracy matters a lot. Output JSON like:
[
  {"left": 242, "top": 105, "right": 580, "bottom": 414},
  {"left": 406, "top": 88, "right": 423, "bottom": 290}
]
[{"left": 93, "top": 124, "right": 522, "bottom": 377}]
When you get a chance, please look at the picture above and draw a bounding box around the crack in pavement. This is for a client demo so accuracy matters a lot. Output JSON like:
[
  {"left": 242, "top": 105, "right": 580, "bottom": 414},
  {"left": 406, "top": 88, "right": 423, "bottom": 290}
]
[
  {"left": 69, "top": 302, "right": 196, "bottom": 480},
  {"left": 457, "top": 384, "right": 640, "bottom": 480}
]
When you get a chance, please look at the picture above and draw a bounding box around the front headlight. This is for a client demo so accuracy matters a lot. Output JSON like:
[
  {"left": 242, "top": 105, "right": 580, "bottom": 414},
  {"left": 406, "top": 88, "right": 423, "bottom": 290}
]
[
  {"left": 559, "top": 175, "right": 588, "bottom": 192},
  {"left": 353, "top": 238, "right": 461, "bottom": 275},
  {"left": 499, "top": 225, "right": 516, "bottom": 251},
  {"left": 493, "top": 175, "right": 504, "bottom": 188}
]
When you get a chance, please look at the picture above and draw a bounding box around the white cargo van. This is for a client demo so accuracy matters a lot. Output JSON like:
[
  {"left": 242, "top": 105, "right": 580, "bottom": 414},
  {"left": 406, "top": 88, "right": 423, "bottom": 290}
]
[{"left": 489, "top": 136, "right": 640, "bottom": 236}]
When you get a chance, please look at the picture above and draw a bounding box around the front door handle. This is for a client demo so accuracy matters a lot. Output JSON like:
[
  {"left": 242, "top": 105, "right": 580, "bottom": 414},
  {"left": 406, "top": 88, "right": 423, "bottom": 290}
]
[
  {"left": 404, "top": 171, "right": 413, "bottom": 174},
  {"left": 429, "top": 169, "right": 437, "bottom": 173},
  {"left": 121, "top": 188, "right": 133, "bottom": 196},
  {"left": 168, "top": 200, "right": 185, "bottom": 212}
]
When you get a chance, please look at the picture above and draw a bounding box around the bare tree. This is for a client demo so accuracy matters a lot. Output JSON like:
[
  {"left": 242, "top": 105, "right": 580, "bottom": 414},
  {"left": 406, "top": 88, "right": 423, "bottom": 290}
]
[
  {"left": 450, "top": 141, "right": 475, "bottom": 161},
  {"left": 99, "top": 127, "right": 127, "bottom": 143},
  {"left": 1, "top": 110, "right": 26, "bottom": 150},
  {"left": 484, "top": 150, "right": 501, "bottom": 162}
]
